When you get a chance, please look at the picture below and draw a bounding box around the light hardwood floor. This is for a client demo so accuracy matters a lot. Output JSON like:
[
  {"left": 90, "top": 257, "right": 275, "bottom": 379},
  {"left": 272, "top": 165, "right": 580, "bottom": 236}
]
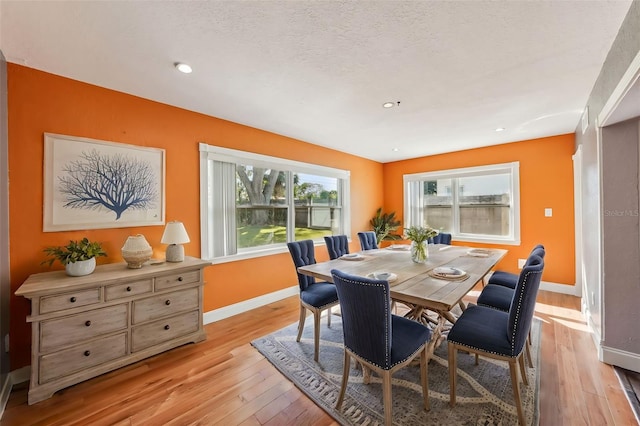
[{"left": 1, "top": 286, "right": 637, "bottom": 425}]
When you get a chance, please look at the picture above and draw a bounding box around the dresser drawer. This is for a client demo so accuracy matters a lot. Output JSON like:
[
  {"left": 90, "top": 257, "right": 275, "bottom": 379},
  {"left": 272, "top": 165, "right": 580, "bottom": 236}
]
[
  {"left": 105, "top": 279, "right": 153, "bottom": 301},
  {"left": 131, "top": 310, "right": 199, "bottom": 352},
  {"left": 39, "top": 333, "right": 127, "bottom": 384},
  {"left": 40, "top": 288, "right": 101, "bottom": 314},
  {"left": 155, "top": 270, "right": 200, "bottom": 291},
  {"left": 40, "top": 304, "right": 128, "bottom": 352},
  {"left": 132, "top": 287, "right": 198, "bottom": 324}
]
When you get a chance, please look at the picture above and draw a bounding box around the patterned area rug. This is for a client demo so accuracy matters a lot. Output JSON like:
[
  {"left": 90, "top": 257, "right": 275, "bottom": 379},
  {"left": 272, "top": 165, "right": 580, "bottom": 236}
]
[{"left": 252, "top": 314, "right": 540, "bottom": 425}]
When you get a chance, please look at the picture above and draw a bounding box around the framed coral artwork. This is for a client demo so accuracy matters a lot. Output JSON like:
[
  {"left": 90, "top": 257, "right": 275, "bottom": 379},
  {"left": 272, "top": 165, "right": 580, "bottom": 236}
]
[{"left": 43, "top": 133, "right": 166, "bottom": 231}]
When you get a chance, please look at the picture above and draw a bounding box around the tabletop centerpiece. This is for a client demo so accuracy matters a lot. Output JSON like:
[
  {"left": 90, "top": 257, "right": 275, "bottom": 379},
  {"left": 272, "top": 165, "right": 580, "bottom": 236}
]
[{"left": 404, "top": 225, "right": 438, "bottom": 263}]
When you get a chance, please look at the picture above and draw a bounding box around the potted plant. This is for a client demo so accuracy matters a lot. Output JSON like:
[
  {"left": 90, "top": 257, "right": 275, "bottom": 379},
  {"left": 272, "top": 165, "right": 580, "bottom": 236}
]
[
  {"left": 404, "top": 225, "right": 438, "bottom": 263},
  {"left": 370, "top": 207, "right": 401, "bottom": 244},
  {"left": 42, "top": 238, "right": 107, "bottom": 276}
]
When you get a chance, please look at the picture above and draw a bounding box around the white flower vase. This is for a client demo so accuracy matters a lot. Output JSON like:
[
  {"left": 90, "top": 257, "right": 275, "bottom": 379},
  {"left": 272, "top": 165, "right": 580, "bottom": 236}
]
[
  {"left": 65, "top": 257, "right": 96, "bottom": 277},
  {"left": 410, "top": 241, "right": 428, "bottom": 263}
]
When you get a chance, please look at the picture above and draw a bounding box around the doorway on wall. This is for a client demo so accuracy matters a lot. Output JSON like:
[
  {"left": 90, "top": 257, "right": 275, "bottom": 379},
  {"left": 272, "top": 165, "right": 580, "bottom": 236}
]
[{"left": 597, "top": 49, "right": 640, "bottom": 373}]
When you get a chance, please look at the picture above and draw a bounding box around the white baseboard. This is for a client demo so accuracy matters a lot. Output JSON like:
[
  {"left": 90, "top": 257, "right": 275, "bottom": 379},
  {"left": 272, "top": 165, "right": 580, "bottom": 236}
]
[
  {"left": 602, "top": 345, "right": 640, "bottom": 373},
  {"left": 485, "top": 271, "right": 580, "bottom": 296},
  {"left": 539, "top": 280, "right": 580, "bottom": 296},
  {"left": 580, "top": 303, "right": 640, "bottom": 375},
  {"left": 582, "top": 304, "right": 604, "bottom": 357},
  {"left": 203, "top": 286, "right": 298, "bottom": 324},
  {"left": 0, "top": 373, "right": 10, "bottom": 420},
  {"left": 10, "top": 366, "right": 29, "bottom": 385},
  {"left": 203, "top": 279, "right": 580, "bottom": 325},
  {"left": 0, "top": 366, "right": 30, "bottom": 420}
]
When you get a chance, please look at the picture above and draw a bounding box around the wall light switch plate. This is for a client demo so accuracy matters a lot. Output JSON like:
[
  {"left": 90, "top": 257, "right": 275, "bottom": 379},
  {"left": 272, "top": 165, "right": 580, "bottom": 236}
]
[
  {"left": 545, "top": 208, "right": 553, "bottom": 217},
  {"left": 518, "top": 259, "right": 526, "bottom": 269}
]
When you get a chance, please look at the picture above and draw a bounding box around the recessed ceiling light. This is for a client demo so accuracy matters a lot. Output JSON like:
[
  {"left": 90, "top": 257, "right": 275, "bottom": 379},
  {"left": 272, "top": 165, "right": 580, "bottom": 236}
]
[
  {"left": 383, "top": 102, "right": 395, "bottom": 108},
  {"left": 392, "top": 148, "right": 399, "bottom": 152},
  {"left": 175, "top": 62, "right": 193, "bottom": 74},
  {"left": 495, "top": 127, "right": 505, "bottom": 132}
]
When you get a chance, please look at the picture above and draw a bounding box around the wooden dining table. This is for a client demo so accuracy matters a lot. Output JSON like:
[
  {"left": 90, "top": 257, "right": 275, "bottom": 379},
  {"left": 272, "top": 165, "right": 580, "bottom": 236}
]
[{"left": 297, "top": 243, "right": 507, "bottom": 346}]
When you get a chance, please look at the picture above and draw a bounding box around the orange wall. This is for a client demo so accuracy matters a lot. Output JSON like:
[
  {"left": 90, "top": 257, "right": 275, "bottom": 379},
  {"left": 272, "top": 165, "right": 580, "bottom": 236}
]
[
  {"left": 383, "top": 134, "right": 576, "bottom": 285},
  {"left": 7, "top": 64, "right": 383, "bottom": 368}
]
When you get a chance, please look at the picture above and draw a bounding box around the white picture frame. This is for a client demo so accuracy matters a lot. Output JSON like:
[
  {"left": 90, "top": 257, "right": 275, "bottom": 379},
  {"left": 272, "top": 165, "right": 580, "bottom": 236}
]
[{"left": 43, "top": 133, "right": 166, "bottom": 231}]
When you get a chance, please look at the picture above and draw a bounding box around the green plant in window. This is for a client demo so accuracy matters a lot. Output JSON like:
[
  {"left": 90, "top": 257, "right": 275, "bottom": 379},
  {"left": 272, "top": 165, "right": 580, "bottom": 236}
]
[{"left": 370, "top": 207, "right": 401, "bottom": 244}]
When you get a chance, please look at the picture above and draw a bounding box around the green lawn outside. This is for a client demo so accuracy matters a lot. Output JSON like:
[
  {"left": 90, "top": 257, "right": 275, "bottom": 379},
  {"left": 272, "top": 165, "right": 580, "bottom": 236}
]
[{"left": 237, "top": 225, "right": 331, "bottom": 248}]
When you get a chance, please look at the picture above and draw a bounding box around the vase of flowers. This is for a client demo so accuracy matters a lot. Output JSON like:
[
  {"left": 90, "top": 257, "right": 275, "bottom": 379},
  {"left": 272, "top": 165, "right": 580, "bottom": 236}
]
[{"left": 404, "top": 225, "right": 438, "bottom": 263}]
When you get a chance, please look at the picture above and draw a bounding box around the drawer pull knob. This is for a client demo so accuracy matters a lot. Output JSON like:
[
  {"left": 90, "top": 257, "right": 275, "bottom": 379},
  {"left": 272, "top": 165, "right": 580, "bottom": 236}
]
[
  {"left": 70, "top": 297, "right": 77, "bottom": 303},
  {"left": 178, "top": 277, "right": 183, "bottom": 282},
  {"left": 126, "top": 286, "right": 132, "bottom": 292},
  {"left": 165, "top": 300, "right": 171, "bottom": 306},
  {"left": 84, "top": 350, "right": 91, "bottom": 357},
  {"left": 164, "top": 325, "right": 170, "bottom": 330},
  {"left": 85, "top": 320, "right": 91, "bottom": 327}
]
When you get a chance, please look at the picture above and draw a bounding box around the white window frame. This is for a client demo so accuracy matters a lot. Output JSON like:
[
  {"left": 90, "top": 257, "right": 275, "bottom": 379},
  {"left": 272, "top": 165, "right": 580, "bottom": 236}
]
[
  {"left": 403, "top": 162, "right": 520, "bottom": 245},
  {"left": 199, "top": 143, "right": 351, "bottom": 263}
]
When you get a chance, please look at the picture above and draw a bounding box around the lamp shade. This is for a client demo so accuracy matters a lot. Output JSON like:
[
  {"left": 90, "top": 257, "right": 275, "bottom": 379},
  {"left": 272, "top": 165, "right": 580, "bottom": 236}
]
[{"left": 161, "top": 221, "right": 190, "bottom": 245}]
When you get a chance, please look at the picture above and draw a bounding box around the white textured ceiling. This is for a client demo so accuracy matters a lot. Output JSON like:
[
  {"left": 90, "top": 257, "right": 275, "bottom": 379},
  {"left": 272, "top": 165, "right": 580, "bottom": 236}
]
[{"left": 0, "top": 1, "right": 633, "bottom": 162}]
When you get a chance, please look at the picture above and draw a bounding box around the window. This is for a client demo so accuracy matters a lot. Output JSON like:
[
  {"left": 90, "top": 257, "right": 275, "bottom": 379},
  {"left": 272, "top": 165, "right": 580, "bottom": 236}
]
[
  {"left": 200, "top": 144, "right": 350, "bottom": 262},
  {"left": 404, "top": 162, "right": 520, "bottom": 245}
]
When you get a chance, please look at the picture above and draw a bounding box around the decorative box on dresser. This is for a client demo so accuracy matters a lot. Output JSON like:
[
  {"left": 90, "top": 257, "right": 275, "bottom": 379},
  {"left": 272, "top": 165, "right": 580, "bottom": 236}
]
[{"left": 15, "top": 256, "right": 211, "bottom": 405}]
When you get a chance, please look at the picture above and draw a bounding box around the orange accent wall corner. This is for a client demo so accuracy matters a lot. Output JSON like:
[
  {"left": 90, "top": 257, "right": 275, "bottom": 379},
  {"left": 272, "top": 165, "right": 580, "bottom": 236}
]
[{"left": 382, "top": 134, "right": 576, "bottom": 285}]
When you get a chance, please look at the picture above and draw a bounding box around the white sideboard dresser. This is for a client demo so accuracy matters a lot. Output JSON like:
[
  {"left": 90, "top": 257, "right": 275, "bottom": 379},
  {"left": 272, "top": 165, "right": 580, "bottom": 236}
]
[{"left": 15, "top": 256, "right": 211, "bottom": 405}]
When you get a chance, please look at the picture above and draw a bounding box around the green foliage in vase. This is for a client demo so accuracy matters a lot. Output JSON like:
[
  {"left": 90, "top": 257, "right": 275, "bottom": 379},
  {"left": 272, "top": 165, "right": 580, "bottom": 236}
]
[
  {"left": 404, "top": 225, "right": 438, "bottom": 244},
  {"left": 42, "top": 238, "right": 107, "bottom": 266},
  {"left": 370, "top": 207, "right": 401, "bottom": 244}
]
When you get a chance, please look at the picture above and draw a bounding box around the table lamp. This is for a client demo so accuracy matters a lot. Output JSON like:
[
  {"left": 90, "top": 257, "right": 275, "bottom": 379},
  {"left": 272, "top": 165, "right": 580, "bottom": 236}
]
[{"left": 161, "top": 221, "right": 190, "bottom": 262}]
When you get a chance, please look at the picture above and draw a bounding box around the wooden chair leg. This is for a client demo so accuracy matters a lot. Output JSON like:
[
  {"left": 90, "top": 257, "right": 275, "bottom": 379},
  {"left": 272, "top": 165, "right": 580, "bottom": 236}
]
[
  {"left": 313, "top": 310, "right": 321, "bottom": 362},
  {"left": 518, "top": 354, "right": 529, "bottom": 386},
  {"left": 326, "top": 306, "right": 331, "bottom": 327},
  {"left": 382, "top": 370, "right": 393, "bottom": 426},
  {"left": 420, "top": 346, "right": 430, "bottom": 411},
  {"left": 336, "top": 351, "right": 350, "bottom": 409},
  {"left": 448, "top": 342, "right": 457, "bottom": 407},
  {"left": 509, "top": 360, "right": 526, "bottom": 425},
  {"left": 363, "top": 364, "right": 372, "bottom": 384},
  {"left": 525, "top": 339, "right": 534, "bottom": 368},
  {"left": 296, "top": 304, "right": 306, "bottom": 342}
]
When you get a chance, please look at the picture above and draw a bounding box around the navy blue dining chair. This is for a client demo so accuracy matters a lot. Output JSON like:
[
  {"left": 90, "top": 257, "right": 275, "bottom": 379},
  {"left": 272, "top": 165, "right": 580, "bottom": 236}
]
[
  {"left": 331, "top": 269, "right": 431, "bottom": 426},
  {"left": 429, "top": 232, "right": 452, "bottom": 245},
  {"left": 324, "top": 235, "right": 350, "bottom": 260},
  {"left": 478, "top": 245, "right": 545, "bottom": 311},
  {"left": 287, "top": 240, "right": 339, "bottom": 362},
  {"left": 357, "top": 231, "right": 379, "bottom": 250},
  {"left": 487, "top": 244, "right": 545, "bottom": 289},
  {"left": 448, "top": 254, "right": 544, "bottom": 426},
  {"left": 477, "top": 248, "right": 545, "bottom": 368}
]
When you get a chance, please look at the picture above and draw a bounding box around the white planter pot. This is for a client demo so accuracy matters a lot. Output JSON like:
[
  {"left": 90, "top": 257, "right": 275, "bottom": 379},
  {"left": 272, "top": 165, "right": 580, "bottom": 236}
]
[{"left": 65, "top": 257, "right": 96, "bottom": 277}]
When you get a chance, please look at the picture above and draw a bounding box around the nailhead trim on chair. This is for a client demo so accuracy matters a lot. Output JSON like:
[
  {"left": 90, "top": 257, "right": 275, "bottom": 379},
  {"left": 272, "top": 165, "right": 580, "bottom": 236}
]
[
  {"left": 337, "top": 275, "right": 390, "bottom": 368},
  {"left": 449, "top": 270, "right": 543, "bottom": 358},
  {"left": 508, "top": 270, "right": 542, "bottom": 354},
  {"left": 335, "top": 274, "right": 429, "bottom": 370}
]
